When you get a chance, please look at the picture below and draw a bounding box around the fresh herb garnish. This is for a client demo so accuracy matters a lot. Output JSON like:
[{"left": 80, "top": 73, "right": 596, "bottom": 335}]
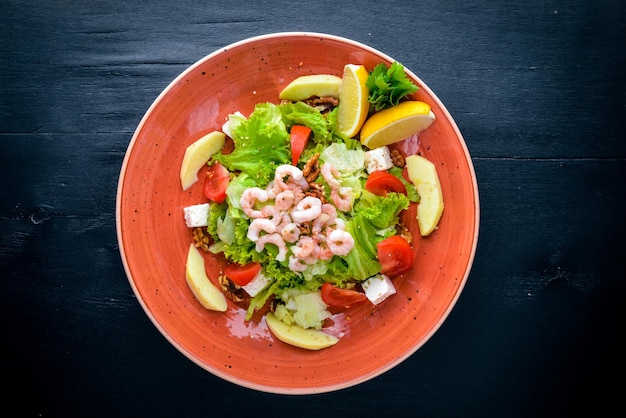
[{"left": 366, "top": 61, "right": 418, "bottom": 112}]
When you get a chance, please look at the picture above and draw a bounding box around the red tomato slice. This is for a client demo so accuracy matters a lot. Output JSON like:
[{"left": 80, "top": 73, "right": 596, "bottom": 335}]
[
  {"left": 290, "top": 125, "right": 312, "bottom": 166},
  {"left": 203, "top": 162, "right": 229, "bottom": 203},
  {"left": 224, "top": 262, "right": 261, "bottom": 286},
  {"left": 376, "top": 235, "right": 414, "bottom": 277},
  {"left": 365, "top": 171, "right": 407, "bottom": 196},
  {"left": 320, "top": 283, "right": 368, "bottom": 308}
]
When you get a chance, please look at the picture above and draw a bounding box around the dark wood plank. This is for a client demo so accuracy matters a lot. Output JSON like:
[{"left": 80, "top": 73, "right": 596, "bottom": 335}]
[{"left": 1, "top": 0, "right": 624, "bottom": 416}]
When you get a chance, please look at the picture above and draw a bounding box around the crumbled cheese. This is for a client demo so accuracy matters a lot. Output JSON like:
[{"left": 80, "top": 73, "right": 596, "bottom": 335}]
[
  {"left": 183, "top": 203, "right": 211, "bottom": 228},
  {"left": 364, "top": 146, "right": 393, "bottom": 174},
  {"left": 362, "top": 274, "right": 396, "bottom": 305},
  {"left": 243, "top": 272, "right": 272, "bottom": 298}
]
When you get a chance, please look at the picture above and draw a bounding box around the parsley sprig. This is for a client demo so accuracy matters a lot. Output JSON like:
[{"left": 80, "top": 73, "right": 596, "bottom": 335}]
[{"left": 366, "top": 62, "right": 418, "bottom": 112}]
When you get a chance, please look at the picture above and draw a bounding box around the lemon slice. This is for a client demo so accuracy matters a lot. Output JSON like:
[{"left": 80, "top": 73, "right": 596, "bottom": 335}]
[
  {"left": 360, "top": 101, "right": 435, "bottom": 149},
  {"left": 336, "top": 64, "right": 370, "bottom": 138}
]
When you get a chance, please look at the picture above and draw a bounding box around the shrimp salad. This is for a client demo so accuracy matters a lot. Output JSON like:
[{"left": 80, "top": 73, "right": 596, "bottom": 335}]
[{"left": 183, "top": 64, "right": 431, "bottom": 341}]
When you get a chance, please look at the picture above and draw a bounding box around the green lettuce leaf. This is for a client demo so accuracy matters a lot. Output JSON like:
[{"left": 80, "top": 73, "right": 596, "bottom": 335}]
[
  {"left": 280, "top": 101, "right": 333, "bottom": 144},
  {"left": 340, "top": 213, "right": 383, "bottom": 281},
  {"left": 213, "top": 103, "right": 290, "bottom": 185},
  {"left": 354, "top": 189, "right": 410, "bottom": 229},
  {"left": 389, "top": 166, "right": 420, "bottom": 203}
]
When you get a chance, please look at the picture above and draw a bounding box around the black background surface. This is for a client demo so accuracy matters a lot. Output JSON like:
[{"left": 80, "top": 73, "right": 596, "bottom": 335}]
[{"left": 2, "top": 1, "right": 624, "bottom": 416}]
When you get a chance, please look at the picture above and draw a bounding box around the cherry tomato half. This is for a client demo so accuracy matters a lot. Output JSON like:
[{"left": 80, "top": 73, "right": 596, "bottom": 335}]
[
  {"left": 224, "top": 262, "right": 261, "bottom": 286},
  {"left": 290, "top": 125, "right": 312, "bottom": 166},
  {"left": 365, "top": 171, "right": 407, "bottom": 196},
  {"left": 203, "top": 162, "right": 229, "bottom": 203},
  {"left": 376, "top": 235, "right": 414, "bottom": 278},
  {"left": 320, "top": 283, "right": 368, "bottom": 309}
]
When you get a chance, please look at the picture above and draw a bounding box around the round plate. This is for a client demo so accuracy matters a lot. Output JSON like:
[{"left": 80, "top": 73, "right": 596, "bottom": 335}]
[{"left": 116, "top": 32, "right": 479, "bottom": 394}]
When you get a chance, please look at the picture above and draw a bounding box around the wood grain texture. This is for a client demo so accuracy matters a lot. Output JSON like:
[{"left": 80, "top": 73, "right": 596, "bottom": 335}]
[{"left": 1, "top": 0, "right": 624, "bottom": 416}]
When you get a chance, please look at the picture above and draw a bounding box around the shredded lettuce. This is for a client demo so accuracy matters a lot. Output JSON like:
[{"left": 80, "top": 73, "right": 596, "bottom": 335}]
[
  {"left": 319, "top": 143, "right": 366, "bottom": 202},
  {"left": 245, "top": 262, "right": 321, "bottom": 321},
  {"left": 320, "top": 142, "right": 365, "bottom": 175}
]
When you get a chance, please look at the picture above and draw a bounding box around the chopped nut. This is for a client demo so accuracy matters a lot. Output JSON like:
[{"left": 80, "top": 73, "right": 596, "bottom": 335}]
[
  {"left": 305, "top": 182, "right": 327, "bottom": 203},
  {"left": 299, "top": 222, "right": 312, "bottom": 236},
  {"left": 218, "top": 274, "right": 245, "bottom": 303},
  {"left": 192, "top": 227, "right": 211, "bottom": 252},
  {"left": 302, "top": 153, "right": 320, "bottom": 182},
  {"left": 391, "top": 149, "right": 406, "bottom": 168},
  {"left": 304, "top": 96, "right": 339, "bottom": 114},
  {"left": 396, "top": 223, "right": 413, "bottom": 244}
]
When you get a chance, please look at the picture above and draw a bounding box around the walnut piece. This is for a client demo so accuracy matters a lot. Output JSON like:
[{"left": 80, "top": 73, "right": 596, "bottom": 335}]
[
  {"left": 396, "top": 223, "right": 413, "bottom": 245},
  {"left": 192, "top": 227, "right": 211, "bottom": 252},
  {"left": 218, "top": 275, "right": 245, "bottom": 303},
  {"left": 305, "top": 182, "right": 327, "bottom": 203},
  {"left": 391, "top": 149, "right": 406, "bottom": 168},
  {"left": 302, "top": 153, "right": 320, "bottom": 183}
]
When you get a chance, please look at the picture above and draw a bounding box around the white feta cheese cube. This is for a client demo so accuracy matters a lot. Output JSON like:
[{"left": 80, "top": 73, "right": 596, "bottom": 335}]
[
  {"left": 364, "top": 146, "right": 394, "bottom": 174},
  {"left": 243, "top": 272, "right": 272, "bottom": 298},
  {"left": 183, "top": 203, "right": 211, "bottom": 228},
  {"left": 362, "top": 274, "right": 396, "bottom": 305}
]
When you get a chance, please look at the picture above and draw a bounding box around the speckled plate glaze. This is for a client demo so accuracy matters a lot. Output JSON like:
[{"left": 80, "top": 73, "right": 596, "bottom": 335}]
[{"left": 116, "top": 32, "right": 479, "bottom": 394}]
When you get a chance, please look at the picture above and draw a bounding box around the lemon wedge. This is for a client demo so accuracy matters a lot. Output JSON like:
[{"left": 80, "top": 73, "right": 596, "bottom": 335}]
[
  {"left": 360, "top": 101, "right": 435, "bottom": 149},
  {"left": 336, "top": 64, "right": 370, "bottom": 138},
  {"left": 278, "top": 74, "right": 341, "bottom": 101}
]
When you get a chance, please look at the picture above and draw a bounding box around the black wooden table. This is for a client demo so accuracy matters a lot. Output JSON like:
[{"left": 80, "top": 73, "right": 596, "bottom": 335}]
[{"left": 2, "top": 1, "right": 624, "bottom": 416}]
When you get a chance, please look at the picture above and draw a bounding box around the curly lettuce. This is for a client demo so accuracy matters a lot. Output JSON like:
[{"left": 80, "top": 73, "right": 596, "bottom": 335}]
[{"left": 212, "top": 103, "right": 290, "bottom": 185}]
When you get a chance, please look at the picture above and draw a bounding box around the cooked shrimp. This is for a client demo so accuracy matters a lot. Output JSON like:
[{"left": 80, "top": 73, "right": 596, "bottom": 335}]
[
  {"left": 331, "top": 186, "right": 353, "bottom": 212},
  {"left": 321, "top": 162, "right": 341, "bottom": 189},
  {"left": 332, "top": 217, "right": 346, "bottom": 231},
  {"left": 312, "top": 213, "right": 330, "bottom": 235},
  {"left": 312, "top": 240, "right": 334, "bottom": 260},
  {"left": 274, "top": 164, "right": 309, "bottom": 192},
  {"left": 291, "top": 236, "right": 315, "bottom": 258},
  {"left": 240, "top": 187, "right": 269, "bottom": 218},
  {"left": 321, "top": 203, "right": 338, "bottom": 222},
  {"left": 265, "top": 181, "right": 277, "bottom": 200},
  {"left": 247, "top": 218, "right": 276, "bottom": 242},
  {"left": 274, "top": 189, "right": 295, "bottom": 211},
  {"left": 312, "top": 203, "right": 337, "bottom": 234},
  {"left": 280, "top": 222, "right": 301, "bottom": 243},
  {"left": 255, "top": 233, "right": 288, "bottom": 262},
  {"left": 285, "top": 182, "right": 306, "bottom": 202},
  {"left": 288, "top": 255, "right": 308, "bottom": 272},
  {"left": 326, "top": 229, "right": 354, "bottom": 256},
  {"left": 291, "top": 196, "right": 322, "bottom": 223}
]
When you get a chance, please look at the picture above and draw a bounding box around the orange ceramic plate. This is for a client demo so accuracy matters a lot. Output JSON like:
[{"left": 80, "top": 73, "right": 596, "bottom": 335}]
[{"left": 116, "top": 32, "right": 479, "bottom": 394}]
